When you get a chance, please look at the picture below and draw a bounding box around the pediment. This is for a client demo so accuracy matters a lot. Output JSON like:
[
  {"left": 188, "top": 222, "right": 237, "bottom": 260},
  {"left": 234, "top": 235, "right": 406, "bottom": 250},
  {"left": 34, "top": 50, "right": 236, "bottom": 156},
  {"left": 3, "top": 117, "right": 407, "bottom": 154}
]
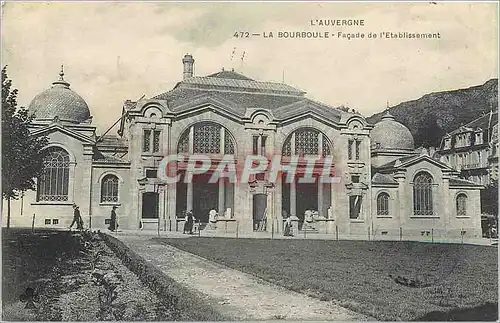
[
  {"left": 31, "top": 124, "right": 95, "bottom": 144},
  {"left": 173, "top": 94, "right": 245, "bottom": 120},
  {"left": 398, "top": 154, "right": 452, "bottom": 170}
]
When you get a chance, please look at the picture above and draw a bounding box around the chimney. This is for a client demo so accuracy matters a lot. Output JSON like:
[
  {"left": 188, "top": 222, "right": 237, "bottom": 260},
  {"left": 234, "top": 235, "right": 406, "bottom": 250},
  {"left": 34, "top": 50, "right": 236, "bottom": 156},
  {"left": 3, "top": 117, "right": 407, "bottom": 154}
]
[{"left": 182, "top": 54, "right": 194, "bottom": 80}]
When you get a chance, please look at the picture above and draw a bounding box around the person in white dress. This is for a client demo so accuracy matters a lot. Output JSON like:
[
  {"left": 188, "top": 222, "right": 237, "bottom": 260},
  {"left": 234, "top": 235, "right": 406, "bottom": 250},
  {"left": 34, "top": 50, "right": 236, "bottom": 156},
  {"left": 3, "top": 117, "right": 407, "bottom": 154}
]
[{"left": 208, "top": 208, "right": 218, "bottom": 229}]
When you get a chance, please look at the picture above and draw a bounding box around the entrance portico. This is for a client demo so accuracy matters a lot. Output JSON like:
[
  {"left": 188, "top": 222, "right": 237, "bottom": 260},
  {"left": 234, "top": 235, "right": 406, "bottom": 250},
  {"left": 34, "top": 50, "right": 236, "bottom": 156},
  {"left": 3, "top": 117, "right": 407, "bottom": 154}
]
[{"left": 138, "top": 178, "right": 166, "bottom": 230}]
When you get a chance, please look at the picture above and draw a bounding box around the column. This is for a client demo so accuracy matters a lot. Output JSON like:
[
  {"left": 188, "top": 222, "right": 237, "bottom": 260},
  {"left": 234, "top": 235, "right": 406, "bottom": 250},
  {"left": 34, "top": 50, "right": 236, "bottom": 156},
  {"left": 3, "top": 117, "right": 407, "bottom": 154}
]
[
  {"left": 187, "top": 183, "right": 193, "bottom": 211},
  {"left": 318, "top": 133, "right": 323, "bottom": 156},
  {"left": 441, "top": 176, "right": 450, "bottom": 237},
  {"left": 395, "top": 173, "right": 406, "bottom": 231},
  {"left": 218, "top": 180, "right": 225, "bottom": 215},
  {"left": 318, "top": 181, "right": 323, "bottom": 216},
  {"left": 290, "top": 179, "right": 296, "bottom": 216},
  {"left": 188, "top": 126, "right": 194, "bottom": 154},
  {"left": 220, "top": 127, "right": 225, "bottom": 153},
  {"left": 329, "top": 184, "right": 335, "bottom": 219},
  {"left": 266, "top": 190, "right": 273, "bottom": 233},
  {"left": 159, "top": 186, "right": 166, "bottom": 230}
]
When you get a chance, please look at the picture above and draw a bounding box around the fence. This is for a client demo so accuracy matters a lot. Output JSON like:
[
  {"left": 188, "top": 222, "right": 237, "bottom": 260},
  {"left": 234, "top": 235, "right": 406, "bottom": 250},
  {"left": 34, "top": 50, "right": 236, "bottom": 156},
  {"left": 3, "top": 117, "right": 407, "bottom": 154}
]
[{"left": 167, "top": 219, "right": 493, "bottom": 245}]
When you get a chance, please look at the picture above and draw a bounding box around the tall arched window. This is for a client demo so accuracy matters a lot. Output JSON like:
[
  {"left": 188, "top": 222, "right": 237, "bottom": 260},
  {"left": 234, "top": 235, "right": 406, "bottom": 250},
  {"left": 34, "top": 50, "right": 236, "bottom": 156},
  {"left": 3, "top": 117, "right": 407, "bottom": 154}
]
[
  {"left": 377, "top": 192, "right": 390, "bottom": 215},
  {"left": 37, "top": 147, "right": 70, "bottom": 201},
  {"left": 456, "top": 193, "right": 467, "bottom": 216},
  {"left": 413, "top": 172, "right": 433, "bottom": 215},
  {"left": 177, "top": 122, "right": 235, "bottom": 154},
  {"left": 282, "top": 128, "right": 332, "bottom": 157},
  {"left": 101, "top": 174, "right": 119, "bottom": 203}
]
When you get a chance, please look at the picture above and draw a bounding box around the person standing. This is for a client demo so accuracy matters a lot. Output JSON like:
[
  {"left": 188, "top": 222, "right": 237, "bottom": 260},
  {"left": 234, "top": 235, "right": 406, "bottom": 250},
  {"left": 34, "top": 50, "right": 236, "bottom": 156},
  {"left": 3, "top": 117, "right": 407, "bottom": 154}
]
[
  {"left": 108, "top": 206, "right": 118, "bottom": 232},
  {"left": 183, "top": 210, "right": 192, "bottom": 234},
  {"left": 69, "top": 204, "right": 82, "bottom": 230},
  {"left": 284, "top": 216, "right": 292, "bottom": 236},
  {"left": 208, "top": 208, "right": 218, "bottom": 229},
  {"left": 185, "top": 210, "right": 194, "bottom": 234}
]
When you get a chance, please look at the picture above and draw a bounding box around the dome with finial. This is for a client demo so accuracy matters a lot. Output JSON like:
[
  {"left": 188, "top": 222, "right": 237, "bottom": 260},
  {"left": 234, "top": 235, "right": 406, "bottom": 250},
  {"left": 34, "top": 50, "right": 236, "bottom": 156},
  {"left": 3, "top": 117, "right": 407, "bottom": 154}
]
[
  {"left": 371, "top": 110, "right": 414, "bottom": 150},
  {"left": 29, "top": 66, "right": 91, "bottom": 123}
]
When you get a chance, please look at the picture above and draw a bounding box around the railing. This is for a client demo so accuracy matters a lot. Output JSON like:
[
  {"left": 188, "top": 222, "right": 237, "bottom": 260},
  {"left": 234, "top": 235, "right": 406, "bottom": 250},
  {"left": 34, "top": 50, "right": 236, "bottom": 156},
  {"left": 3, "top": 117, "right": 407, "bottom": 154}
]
[
  {"left": 462, "top": 163, "right": 479, "bottom": 169},
  {"left": 153, "top": 220, "right": 490, "bottom": 244},
  {"left": 462, "top": 163, "right": 488, "bottom": 170}
]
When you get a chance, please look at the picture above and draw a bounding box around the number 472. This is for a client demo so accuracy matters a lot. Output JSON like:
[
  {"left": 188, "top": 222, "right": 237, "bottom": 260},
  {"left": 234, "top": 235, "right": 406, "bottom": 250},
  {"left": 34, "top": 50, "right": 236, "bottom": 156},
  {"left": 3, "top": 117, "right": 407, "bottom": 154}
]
[{"left": 234, "top": 32, "right": 250, "bottom": 38}]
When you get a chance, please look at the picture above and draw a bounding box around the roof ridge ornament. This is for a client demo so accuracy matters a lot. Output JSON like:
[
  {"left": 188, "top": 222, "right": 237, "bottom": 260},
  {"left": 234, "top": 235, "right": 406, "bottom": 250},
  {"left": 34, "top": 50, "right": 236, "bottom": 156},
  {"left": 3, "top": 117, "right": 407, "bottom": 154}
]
[
  {"left": 381, "top": 108, "right": 395, "bottom": 121},
  {"left": 52, "top": 64, "right": 70, "bottom": 88},
  {"left": 59, "top": 64, "right": 65, "bottom": 81}
]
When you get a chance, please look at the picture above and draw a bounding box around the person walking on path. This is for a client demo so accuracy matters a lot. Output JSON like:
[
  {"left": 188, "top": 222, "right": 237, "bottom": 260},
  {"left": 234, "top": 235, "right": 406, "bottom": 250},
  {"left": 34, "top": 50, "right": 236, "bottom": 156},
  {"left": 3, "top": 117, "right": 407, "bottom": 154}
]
[
  {"left": 69, "top": 204, "right": 83, "bottom": 230},
  {"left": 108, "top": 206, "right": 118, "bottom": 232}
]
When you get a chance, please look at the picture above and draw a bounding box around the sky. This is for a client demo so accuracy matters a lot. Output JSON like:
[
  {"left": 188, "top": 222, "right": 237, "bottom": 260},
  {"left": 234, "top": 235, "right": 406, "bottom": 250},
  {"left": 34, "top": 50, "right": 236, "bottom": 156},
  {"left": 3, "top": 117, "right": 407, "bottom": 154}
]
[{"left": 1, "top": 1, "right": 498, "bottom": 132}]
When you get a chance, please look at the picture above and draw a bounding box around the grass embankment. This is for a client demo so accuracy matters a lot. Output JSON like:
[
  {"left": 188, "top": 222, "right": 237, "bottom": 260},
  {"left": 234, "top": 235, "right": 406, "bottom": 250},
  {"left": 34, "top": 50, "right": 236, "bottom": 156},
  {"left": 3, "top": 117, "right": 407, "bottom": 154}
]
[
  {"left": 101, "top": 233, "right": 229, "bottom": 321},
  {"left": 3, "top": 228, "right": 168, "bottom": 320},
  {"left": 161, "top": 238, "right": 498, "bottom": 321},
  {"left": 2, "top": 228, "right": 226, "bottom": 321}
]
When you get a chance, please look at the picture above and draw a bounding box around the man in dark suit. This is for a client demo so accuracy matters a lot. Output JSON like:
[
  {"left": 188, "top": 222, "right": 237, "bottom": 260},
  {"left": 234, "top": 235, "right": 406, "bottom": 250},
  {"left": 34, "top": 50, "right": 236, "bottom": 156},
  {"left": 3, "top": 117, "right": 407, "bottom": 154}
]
[{"left": 69, "top": 204, "right": 83, "bottom": 230}]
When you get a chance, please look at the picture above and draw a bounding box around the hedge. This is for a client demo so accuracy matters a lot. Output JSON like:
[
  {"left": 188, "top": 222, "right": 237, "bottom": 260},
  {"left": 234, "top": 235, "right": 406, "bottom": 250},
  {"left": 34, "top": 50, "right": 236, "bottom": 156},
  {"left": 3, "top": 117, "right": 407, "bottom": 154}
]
[{"left": 100, "top": 233, "right": 230, "bottom": 321}]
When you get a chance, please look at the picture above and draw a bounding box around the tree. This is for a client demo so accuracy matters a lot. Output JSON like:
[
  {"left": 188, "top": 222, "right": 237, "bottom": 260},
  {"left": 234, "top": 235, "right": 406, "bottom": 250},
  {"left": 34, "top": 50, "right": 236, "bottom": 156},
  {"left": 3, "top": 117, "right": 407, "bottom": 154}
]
[
  {"left": 2, "top": 66, "right": 48, "bottom": 229},
  {"left": 415, "top": 113, "right": 446, "bottom": 148},
  {"left": 481, "top": 181, "right": 499, "bottom": 217}
]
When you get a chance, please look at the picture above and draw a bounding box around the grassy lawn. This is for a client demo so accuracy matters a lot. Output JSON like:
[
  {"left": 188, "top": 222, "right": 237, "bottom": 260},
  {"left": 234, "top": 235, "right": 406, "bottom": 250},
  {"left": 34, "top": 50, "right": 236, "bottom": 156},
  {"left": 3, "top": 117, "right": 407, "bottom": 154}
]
[{"left": 160, "top": 238, "right": 498, "bottom": 321}]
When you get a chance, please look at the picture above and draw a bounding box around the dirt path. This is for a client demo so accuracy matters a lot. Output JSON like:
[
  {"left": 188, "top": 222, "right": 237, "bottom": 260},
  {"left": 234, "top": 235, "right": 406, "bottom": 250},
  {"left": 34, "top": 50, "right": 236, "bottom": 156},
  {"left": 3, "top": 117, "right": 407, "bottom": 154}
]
[{"left": 117, "top": 235, "right": 371, "bottom": 321}]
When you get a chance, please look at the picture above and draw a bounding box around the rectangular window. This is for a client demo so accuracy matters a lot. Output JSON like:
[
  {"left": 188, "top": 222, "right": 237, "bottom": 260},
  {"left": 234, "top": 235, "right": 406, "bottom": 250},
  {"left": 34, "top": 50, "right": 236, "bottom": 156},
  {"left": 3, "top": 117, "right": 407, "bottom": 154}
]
[
  {"left": 351, "top": 175, "right": 360, "bottom": 183},
  {"left": 261, "top": 136, "right": 267, "bottom": 156},
  {"left": 252, "top": 136, "right": 259, "bottom": 155},
  {"left": 143, "top": 130, "right": 151, "bottom": 152},
  {"left": 52, "top": 219, "right": 59, "bottom": 225},
  {"left": 355, "top": 140, "right": 361, "bottom": 160},
  {"left": 45, "top": 219, "right": 51, "bottom": 225},
  {"left": 153, "top": 130, "right": 161, "bottom": 153},
  {"left": 348, "top": 140, "right": 353, "bottom": 160},
  {"left": 349, "top": 195, "right": 362, "bottom": 219},
  {"left": 146, "top": 169, "right": 157, "bottom": 178}
]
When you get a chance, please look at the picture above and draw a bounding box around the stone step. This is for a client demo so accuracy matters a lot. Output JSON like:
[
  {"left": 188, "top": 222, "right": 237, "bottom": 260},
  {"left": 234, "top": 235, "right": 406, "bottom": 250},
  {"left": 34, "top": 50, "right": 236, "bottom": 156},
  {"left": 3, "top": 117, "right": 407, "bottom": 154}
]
[{"left": 299, "top": 227, "right": 320, "bottom": 233}]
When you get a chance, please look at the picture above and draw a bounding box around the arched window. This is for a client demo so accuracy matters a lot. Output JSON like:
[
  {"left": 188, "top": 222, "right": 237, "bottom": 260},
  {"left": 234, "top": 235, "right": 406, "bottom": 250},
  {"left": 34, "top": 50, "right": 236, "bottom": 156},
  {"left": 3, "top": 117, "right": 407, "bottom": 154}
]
[
  {"left": 456, "top": 193, "right": 467, "bottom": 216},
  {"left": 177, "top": 122, "right": 235, "bottom": 154},
  {"left": 37, "top": 147, "right": 70, "bottom": 201},
  {"left": 101, "top": 174, "right": 119, "bottom": 203},
  {"left": 377, "top": 192, "right": 390, "bottom": 215},
  {"left": 413, "top": 172, "right": 433, "bottom": 215},
  {"left": 282, "top": 128, "right": 332, "bottom": 157}
]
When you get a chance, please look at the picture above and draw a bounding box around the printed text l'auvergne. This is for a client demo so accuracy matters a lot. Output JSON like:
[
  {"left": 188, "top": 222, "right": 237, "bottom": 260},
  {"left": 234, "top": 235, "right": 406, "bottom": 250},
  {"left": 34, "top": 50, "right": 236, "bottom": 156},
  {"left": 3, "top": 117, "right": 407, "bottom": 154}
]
[{"left": 310, "top": 19, "right": 365, "bottom": 26}]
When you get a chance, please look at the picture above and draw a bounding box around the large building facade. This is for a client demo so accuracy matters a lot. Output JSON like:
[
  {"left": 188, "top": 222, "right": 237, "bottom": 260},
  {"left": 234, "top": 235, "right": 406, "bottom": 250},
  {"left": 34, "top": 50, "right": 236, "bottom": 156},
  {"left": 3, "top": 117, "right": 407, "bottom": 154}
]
[
  {"left": 436, "top": 110, "right": 498, "bottom": 186},
  {"left": 4, "top": 56, "right": 484, "bottom": 238}
]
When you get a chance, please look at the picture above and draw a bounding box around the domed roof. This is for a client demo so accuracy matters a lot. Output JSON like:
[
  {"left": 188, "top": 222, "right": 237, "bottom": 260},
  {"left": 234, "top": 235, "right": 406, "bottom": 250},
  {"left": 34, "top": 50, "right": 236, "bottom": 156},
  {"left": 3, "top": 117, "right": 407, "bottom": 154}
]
[
  {"left": 29, "top": 67, "right": 91, "bottom": 123},
  {"left": 371, "top": 111, "right": 414, "bottom": 150}
]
